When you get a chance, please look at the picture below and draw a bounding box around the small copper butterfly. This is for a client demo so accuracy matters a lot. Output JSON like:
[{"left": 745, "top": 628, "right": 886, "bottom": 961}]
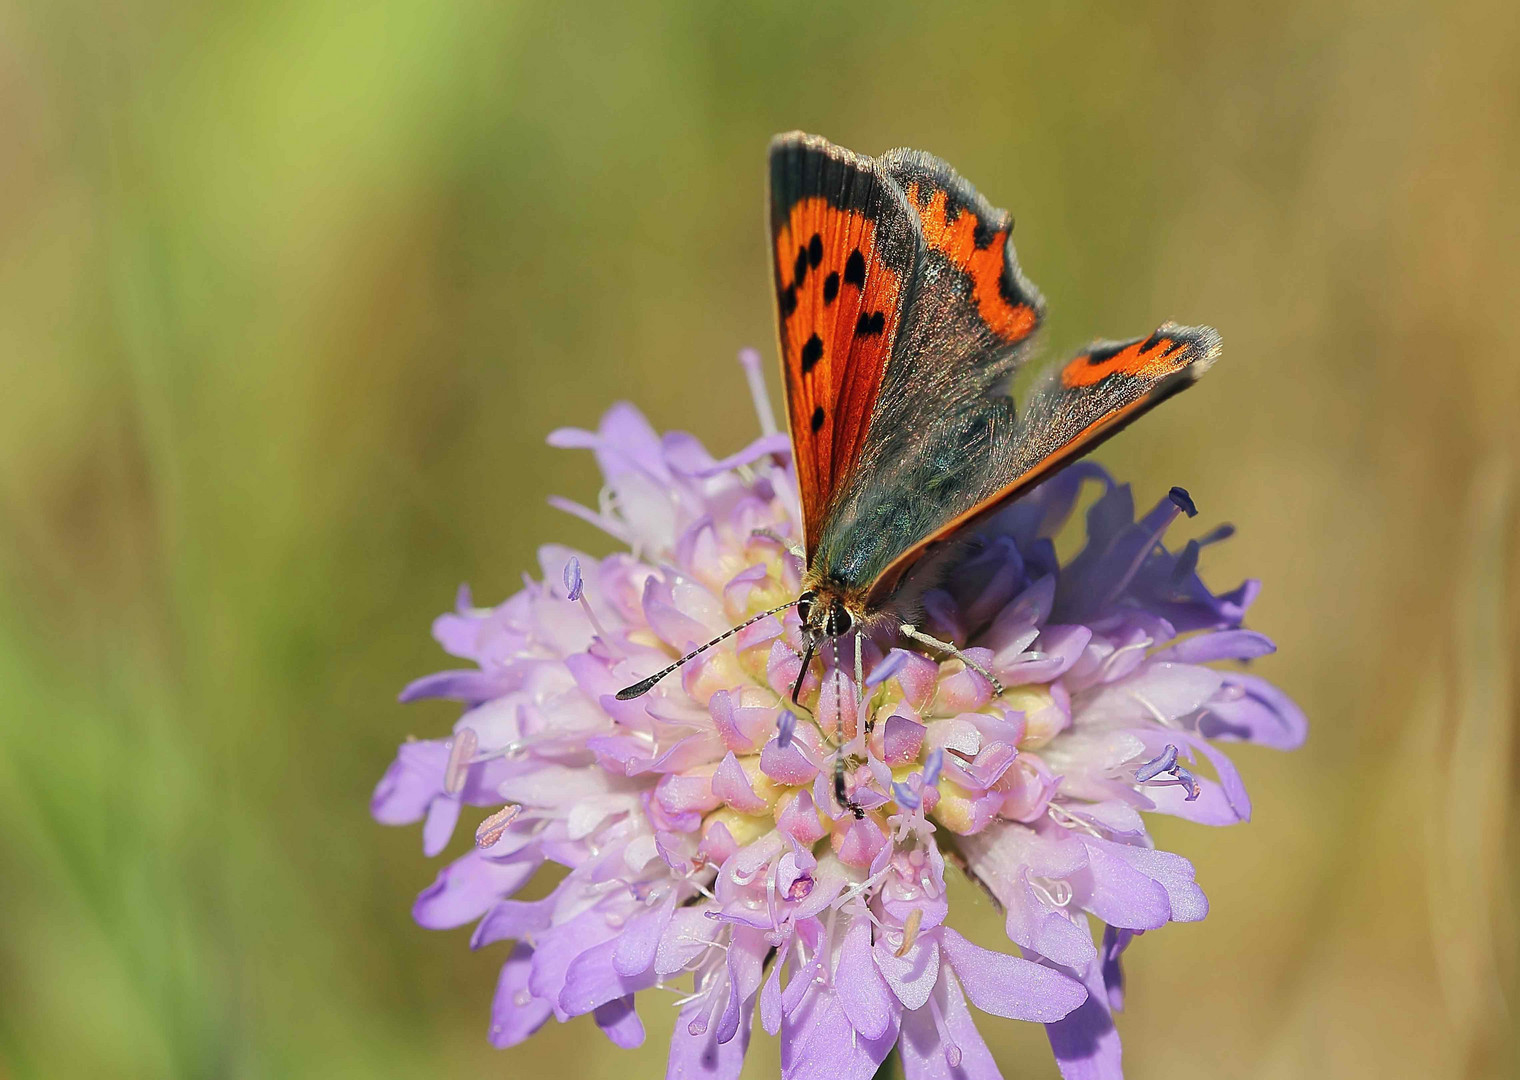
[{"left": 619, "top": 133, "right": 1219, "bottom": 795}]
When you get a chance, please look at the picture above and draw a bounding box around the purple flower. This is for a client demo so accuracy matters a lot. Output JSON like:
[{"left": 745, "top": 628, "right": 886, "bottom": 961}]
[{"left": 372, "top": 361, "right": 1305, "bottom": 1079}]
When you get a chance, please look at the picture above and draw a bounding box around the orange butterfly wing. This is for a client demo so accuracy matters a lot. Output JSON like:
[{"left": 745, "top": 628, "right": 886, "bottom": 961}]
[
  {"left": 768, "top": 133, "right": 921, "bottom": 556},
  {"left": 863, "top": 324, "right": 1221, "bottom": 606},
  {"left": 769, "top": 137, "right": 1219, "bottom": 611}
]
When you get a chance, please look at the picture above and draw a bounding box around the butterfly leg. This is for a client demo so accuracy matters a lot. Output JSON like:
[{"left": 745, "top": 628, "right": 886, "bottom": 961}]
[
  {"left": 749, "top": 527, "right": 804, "bottom": 562},
  {"left": 898, "top": 623, "right": 1005, "bottom": 697}
]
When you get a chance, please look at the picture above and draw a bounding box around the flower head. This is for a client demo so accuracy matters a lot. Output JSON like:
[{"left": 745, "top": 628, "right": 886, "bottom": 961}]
[{"left": 372, "top": 362, "right": 1305, "bottom": 1078}]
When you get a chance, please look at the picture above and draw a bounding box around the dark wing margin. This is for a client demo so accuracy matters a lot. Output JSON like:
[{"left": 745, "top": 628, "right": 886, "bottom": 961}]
[
  {"left": 768, "top": 132, "right": 921, "bottom": 556},
  {"left": 862, "top": 323, "right": 1222, "bottom": 606}
]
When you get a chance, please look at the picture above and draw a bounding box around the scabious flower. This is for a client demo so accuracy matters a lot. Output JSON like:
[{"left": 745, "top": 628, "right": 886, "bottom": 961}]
[{"left": 372, "top": 353, "right": 1306, "bottom": 1079}]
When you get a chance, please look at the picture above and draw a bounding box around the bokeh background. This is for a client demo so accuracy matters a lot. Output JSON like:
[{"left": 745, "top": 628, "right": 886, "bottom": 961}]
[{"left": 1, "top": 1, "right": 1516, "bottom": 1077}]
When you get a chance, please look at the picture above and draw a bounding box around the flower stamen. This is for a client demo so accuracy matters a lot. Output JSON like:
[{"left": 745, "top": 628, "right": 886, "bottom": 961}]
[{"left": 474, "top": 803, "right": 522, "bottom": 848}]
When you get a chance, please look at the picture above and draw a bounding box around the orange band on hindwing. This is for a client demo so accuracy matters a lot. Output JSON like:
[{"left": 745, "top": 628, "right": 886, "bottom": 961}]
[{"left": 1061, "top": 334, "right": 1194, "bottom": 389}]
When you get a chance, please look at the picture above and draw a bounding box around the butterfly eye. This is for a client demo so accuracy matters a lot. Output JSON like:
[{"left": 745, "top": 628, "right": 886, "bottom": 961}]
[
  {"left": 826, "top": 605, "right": 854, "bottom": 637},
  {"left": 797, "top": 592, "right": 815, "bottom": 625}
]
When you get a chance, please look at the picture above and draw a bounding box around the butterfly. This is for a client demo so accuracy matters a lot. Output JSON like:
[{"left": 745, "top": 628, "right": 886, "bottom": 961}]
[{"left": 618, "top": 132, "right": 1218, "bottom": 722}]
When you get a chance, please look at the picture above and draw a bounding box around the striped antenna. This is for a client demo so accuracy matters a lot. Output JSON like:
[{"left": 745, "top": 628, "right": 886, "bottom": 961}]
[{"left": 615, "top": 599, "right": 799, "bottom": 700}]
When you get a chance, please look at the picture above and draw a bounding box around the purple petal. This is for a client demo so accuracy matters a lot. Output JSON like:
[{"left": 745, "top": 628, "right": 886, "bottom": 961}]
[
  {"left": 670, "top": 993, "right": 751, "bottom": 1080},
  {"left": 922, "top": 748, "right": 944, "bottom": 788},
  {"left": 715, "top": 930, "right": 766, "bottom": 1045},
  {"left": 676, "top": 432, "right": 793, "bottom": 478},
  {"left": 560, "top": 935, "right": 661, "bottom": 1016},
  {"left": 370, "top": 741, "right": 448, "bottom": 825},
  {"left": 781, "top": 984, "right": 900, "bottom": 1080},
  {"left": 1099, "top": 926, "right": 1136, "bottom": 1012},
  {"left": 489, "top": 944, "right": 552, "bottom": 1048},
  {"left": 1200, "top": 672, "right": 1308, "bottom": 750},
  {"left": 873, "top": 935, "right": 941, "bottom": 1011},
  {"left": 1004, "top": 873, "right": 1097, "bottom": 970},
  {"left": 1143, "top": 775, "right": 1242, "bottom": 825},
  {"left": 1002, "top": 624, "right": 1092, "bottom": 686},
  {"left": 655, "top": 907, "right": 724, "bottom": 976},
  {"left": 1152, "top": 629, "right": 1275, "bottom": 664},
  {"left": 528, "top": 908, "right": 624, "bottom": 1020},
  {"left": 1100, "top": 844, "right": 1208, "bottom": 923},
  {"left": 434, "top": 610, "right": 489, "bottom": 661},
  {"left": 1182, "top": 734, "right": 1253, "bottom": 820},
  {"left": 761, "top": 735, "right": 819, "bottom": 786},
  {"left": 398, "top": 669, "right": 513, "bottom": 704},
  {"left": 421, "top": 795, "right": 462, "bottom": 857},
  {"left": 899, "top": 968, "right": 1005, "bottom": 1080},
  {"left": 1043, "top": 954, "right": 1123, "bottom": 1080},
  {"left": 837, "top": 916, "right": 898, "bottom": 1041},
  {"left": 940, "top": 928, "right": 1087, "bottom": 1022},
  {"left": 713, "top": 751, "right": 768, "bottom": 814},
  {"left": 1072, "top": 839, "right": 1172, "bottom": 931},
  {"left": 593, "top": 995, "right": 645, "bottom": 1048},
  {"left": 866, "top": 649, "right": 909, "bottom": 689},
  {"left": 613, "top": 891, "right": 677, "bottom": 977},
  {"left": 471, "top": 895, "right": 557, "bottom": 949},
  {"left": 1080, "top": 662, "right": 1224, "bottom": 725},
  {"left": 412, "top": 850, "right": 541, "bottom": 930},
  {"left": 882, "top": 713, "right": 927, "bottom": 766}
]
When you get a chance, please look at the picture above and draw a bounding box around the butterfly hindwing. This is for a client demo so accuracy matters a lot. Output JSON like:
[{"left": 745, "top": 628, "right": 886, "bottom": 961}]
[
  {"left": 862, "top": 322, "right": 1221, "bottom": 605},
  {"left": 769, "top": 132, "right": 921, "bottom": 556}
]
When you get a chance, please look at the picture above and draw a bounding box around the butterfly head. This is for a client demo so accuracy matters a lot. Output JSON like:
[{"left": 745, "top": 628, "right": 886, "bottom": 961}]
[{"left": 796, "top": 587, "right": 856, "bottom": 641}]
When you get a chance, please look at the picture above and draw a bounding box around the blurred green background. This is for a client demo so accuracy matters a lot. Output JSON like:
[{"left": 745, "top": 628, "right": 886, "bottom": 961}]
[{"left": 1, "top": 1, "right": 1515, "bottom": 1077}]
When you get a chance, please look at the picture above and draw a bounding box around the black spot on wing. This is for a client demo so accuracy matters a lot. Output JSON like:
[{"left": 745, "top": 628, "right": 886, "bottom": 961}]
[
  {"left": 822, "top": 272, "right": 839, "bottom": 304},
  {"left": 782, "top": 284, "right": 798, "bottom": 316},
  {"left": 844, "top": 249, "right": 865, "bottom": 288},
  {"left": 808, "top": 233, "right": 823, "bottom": 269},
  {"left": 800, "top": 334, "right": 823, "bottom": 373},
  {"left": 855, "top": 311, "right": 885, "bottom": 336},
  {"left": 794, "top": 247, "right": 808, "bottom": 288},
  {"left": 810, "top": 406, "right": 825, "bottom": 432}
]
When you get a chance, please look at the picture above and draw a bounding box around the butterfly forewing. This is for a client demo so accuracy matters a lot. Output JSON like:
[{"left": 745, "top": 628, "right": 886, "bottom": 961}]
[{"left": 768, "top": 133, "right": 920, "bottom": 556}]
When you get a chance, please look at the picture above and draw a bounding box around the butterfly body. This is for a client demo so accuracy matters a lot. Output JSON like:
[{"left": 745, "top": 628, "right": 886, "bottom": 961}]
[{"left": 617, "top": 132, "right": 1219, "bottom": 713}]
